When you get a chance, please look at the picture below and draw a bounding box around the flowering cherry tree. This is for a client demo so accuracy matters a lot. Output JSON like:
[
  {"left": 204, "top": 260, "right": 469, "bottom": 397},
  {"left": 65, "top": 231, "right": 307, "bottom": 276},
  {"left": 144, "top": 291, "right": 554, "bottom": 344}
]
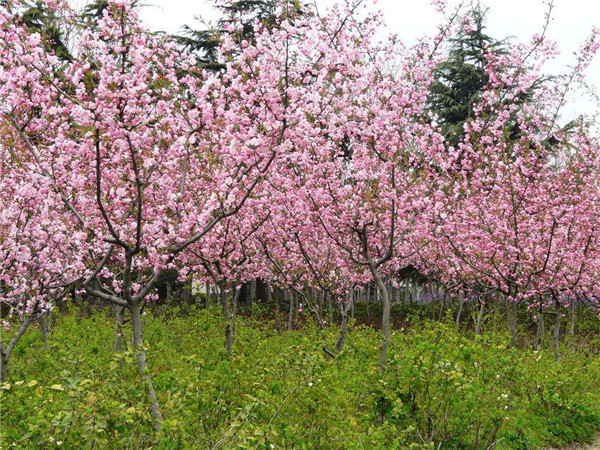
[
  {"left": 0, "top": 0, "right": 285, "bottom": 429},
  {"left": 426, "top": 21, "right": 600, "bottom": 348},
  {"left": 0, "top": 157, "right": 83, "bottom": 381},
  {"left": 1, "top": 0, "right": 599, "bottom": 435}
]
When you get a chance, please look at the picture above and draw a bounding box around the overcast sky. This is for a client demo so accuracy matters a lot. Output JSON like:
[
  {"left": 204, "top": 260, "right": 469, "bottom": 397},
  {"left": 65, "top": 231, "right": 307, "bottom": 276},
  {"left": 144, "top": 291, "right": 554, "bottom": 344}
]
[{"left": 137, "top": 0, "right": 599, "bottom": 117}]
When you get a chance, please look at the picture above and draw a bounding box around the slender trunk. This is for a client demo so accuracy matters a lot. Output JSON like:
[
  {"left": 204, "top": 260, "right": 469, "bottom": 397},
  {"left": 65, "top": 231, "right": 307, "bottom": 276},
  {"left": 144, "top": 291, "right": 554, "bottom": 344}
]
[
  {"left": 266, "top": 283, "right": 275, "bottom": 316},
  {"left": 369, "top": 266, "right": 391, "bottom": 376},
  {"left": 455, "top": 291, "right": 464, "bottom": 325},
  {"left": 231, "top": 284, "right": 240, "bottom": 355},
  {"left": 166, "top": 282, "right": 172, "bottom": 299},
  {"left": 114, "top": 305, "right": 125, "bottom": 352},
  {"left": 427, "top": 285, "right": 436, "bottom": 320},
  {"left": 317, "top": 288, "right": 323, "bottom": 318},
  {"left": 535, "top": 304, "right": 545, "bottom": 351},
  {"left": 506, "top": 295, "right": 518, "bottom": 348},
  {"left": 336, "top": 291, "right": 352, "bottom": 352},
  {"left": 327, "top": 291, "right": 333, "bottom": 324},
  {"left": 0, "top": 314, "right": 34, "bottom": 383},
  {"left": 249, "top": 279, "right": 256, "bottom": 315},
  {"left": 336, "top": 310, "right": 348, "bottom": 352},
  {"left": 271, "top": 285, "right": 281, "bottom": 330},
  {"left": 438, "top": 288, "right": 447, "bottom": 322},
  {"left": 366, "top": 285, "right": 371, "bottom": 322},
  {"left": 0, "top": 351, "right": 7, "bottom": 384},
  {"left": 569, "top": 300, "right": 575, "bottom": 352},
  {"left": 129, "top": 301, "right": 162, "bottom": 432},
  {"left": 475, "top": 297, "right": 485, "bottom": 336},
  {"left": 39, "top": 312, "right": 48, "bottom": 347},
  {"left": 553, "top": 299, "right": 561, "bottom": 362},
  {"left": 286, "top": 289, "right": 294, "bottom": 330},
  {"left": 220, "top": 284, "right": 234, "bottom": 358},
  {"left": 205, "top": 285, "right": 211, "bottom": 309},
  {"left": 211, "top": 284, "right": 217, "bottom": 307}
]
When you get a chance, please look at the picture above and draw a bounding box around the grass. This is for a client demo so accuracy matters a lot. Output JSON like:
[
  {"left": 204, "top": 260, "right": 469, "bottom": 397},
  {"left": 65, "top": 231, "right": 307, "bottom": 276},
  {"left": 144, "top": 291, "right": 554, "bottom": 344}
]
[{"left": 1, "top": 301, "right": 600, "bottom": 449}]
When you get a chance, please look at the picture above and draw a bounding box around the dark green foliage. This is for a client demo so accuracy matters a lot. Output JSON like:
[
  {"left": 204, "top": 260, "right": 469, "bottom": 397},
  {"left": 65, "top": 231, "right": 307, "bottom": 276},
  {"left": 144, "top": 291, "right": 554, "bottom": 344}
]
[
  {"left": 427, "top": 3, "right": 505, "bottom": 147},
  {"left": 18, "top": 0, "right": 72, "bottom": 61},
  {"left": 426, "top": 3, "right": 559, "bottom": 169},
  {"left": 175, "top": 0, "right": 302, "bottom": 70},
  {"left": 79, "top": 0, "right": 110, "bottom": 28},
  {"left": 2, "top": 304, "right": 599, "bottom": 448}
]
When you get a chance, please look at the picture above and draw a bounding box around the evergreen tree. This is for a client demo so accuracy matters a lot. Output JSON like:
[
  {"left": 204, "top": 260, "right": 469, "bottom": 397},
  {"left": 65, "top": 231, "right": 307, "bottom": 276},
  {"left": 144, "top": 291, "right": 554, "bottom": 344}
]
[
  {"left": 175, "top": 0, "right": 302, "bottom": 70},
  {"left": 427, "top": 3, "right": 506, "bottom": 147},
  {"left": 428, "top": 3, "right": 575, "bottom": 169},
  {"left": 18, "top": 0, "right": 72, "bottom": 61}
]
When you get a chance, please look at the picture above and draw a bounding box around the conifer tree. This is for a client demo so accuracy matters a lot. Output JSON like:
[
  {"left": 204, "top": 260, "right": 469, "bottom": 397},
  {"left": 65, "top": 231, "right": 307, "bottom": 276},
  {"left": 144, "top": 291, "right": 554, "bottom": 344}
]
[{"left": 427, "top": 3, "right": 505, "bottom": 146}]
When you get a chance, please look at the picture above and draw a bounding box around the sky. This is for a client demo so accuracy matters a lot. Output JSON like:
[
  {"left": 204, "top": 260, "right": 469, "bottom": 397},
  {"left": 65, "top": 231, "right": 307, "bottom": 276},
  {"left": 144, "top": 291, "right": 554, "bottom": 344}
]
[{"left": 137, "top": 0, "right": 599, "bottom": 117}]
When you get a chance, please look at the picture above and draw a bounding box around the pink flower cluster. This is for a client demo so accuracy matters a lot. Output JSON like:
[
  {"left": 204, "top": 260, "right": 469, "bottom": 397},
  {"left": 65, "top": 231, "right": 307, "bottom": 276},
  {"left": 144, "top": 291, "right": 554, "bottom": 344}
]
[{"left": 1, "top": 0, "right": 598, "bottom": 323}]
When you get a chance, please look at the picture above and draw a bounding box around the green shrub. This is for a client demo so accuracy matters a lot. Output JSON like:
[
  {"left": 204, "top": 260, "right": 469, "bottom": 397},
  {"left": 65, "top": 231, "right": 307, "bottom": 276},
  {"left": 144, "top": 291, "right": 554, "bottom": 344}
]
[{"left": 1, "top": 305, "right": 599, "bottom": 448}]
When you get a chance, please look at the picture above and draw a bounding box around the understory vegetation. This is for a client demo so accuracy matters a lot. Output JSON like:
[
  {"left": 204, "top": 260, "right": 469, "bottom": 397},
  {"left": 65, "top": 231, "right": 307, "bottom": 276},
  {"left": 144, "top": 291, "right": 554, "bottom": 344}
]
[{"left": 2, "top": 301, "right": 599, "bottom": 449}]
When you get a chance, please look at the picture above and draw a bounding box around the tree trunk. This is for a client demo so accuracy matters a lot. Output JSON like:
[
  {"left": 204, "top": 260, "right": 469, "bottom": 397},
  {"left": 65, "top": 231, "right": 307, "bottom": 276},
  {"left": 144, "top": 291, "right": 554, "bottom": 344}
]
[
  {"left": 220, "top": 284, "right": 235, "bottom": 359},
  {"left": 39, "top": 312, "right": 48, "bottom": 347},
  {"left": 569, "top": 300, "right": 576, "bottom": 352},
  {"left": 438, "top": 288, "right": 447, "bottom": 322},
  {"left": 455, "top": 291, "right": 464, "bottom": 325},
  {"left": 327, "top": 291, "right": 333, "bottom": 324},
  {"left": 336, "top": 291, "right": 352, "bottom": 352},
  {"left": 286, "top": 289, "right": 294, "bottom": 330},
  {"left": 0, "top": 314, "right": 34, "bottom": 383},
  {"left": 506, "top": 296, "right": 518, "bottom": 348},
  {"left": 0, "top": 351, "right": 7, "bottom": 384},
  {"left": 128, "top": 301, "right": 162, "bottom": 432},
  {"left": 114, "top": 305, "right": 125, "bottom": 352},
  {"left": 535, "top": 305, "right": 545, "bottom": 351},
  {"left": 366, "top": 285, "right": 371, "bottom": 322},
  {"left": 270, "top": 284, "right": 281, "bottom": 329},
  {"left": 369, "top": 266, "right": 391, "bottom": 376},
  {"left": 249, "top": 279, "right": 257, "bottom": 314},
  {"left": 475, "top": 297, "right": 485, "bottom": 336},
  {"left": 231, "top": 284, "right": 240, "bottom": 355},
  {"left": 553, "top": 300, "right": 561, "bottom": 362}
]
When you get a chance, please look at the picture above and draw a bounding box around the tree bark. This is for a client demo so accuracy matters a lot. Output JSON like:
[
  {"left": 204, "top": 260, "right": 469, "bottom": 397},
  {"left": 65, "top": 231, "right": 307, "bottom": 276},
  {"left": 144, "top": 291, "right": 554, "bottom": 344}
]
[
  {"left": 553, "top": 299, "right": 561, "bottom": 362},
  {"left": 569, "top": 300, "right": 575, "bottom": 352},
  {"left": 231, "top": 284, "right": 240, "bottom": 355},
  {"left": 336, "top": 291, "right": 352, "bottom": 352},
  {"left": 438, "top": 287, "right": 447, "bottom": 322},
  {"left": 475, "top": 296, "right": 485, "bottom": 336},
  {"left": 220, "top": 284, "right": 237, "bottom": 359},
  {"left": 286, "top": 289, "right": 294, "bottom": 330},
  {"left": 535, "top": 304, "right": 545, "bottom": 351},
  {"left": 0, "top": 314, "right": 34, "bottom": 383},
  {"left": 455, "top": 291, "right": 464, "bottom": 325},
  {"left": 129, "top": 301, "right": 162, "bottom": 432},
  {"left": 366, "top": 285, "right": 371, "bottom": 322},
  {"left": 114, "top": 305, "right": 125, "bottom": 352},
  {"left": 0, "top": 352, "right": 7, "bottom": 384},
  {"left": 506, "top": 295, "right": 518, "bottom": 348},
  {"left": 249, "top": 279, "right": 257, "bottom": 314},
  {"left": 326, "top": 290, "right": 333, "bottom": 324},
  {"left": 39, "top": 312, "right": 48, "bottom": 347},
  {"left": 369, "top": 265, "right": 391, "bottom": 376}
]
